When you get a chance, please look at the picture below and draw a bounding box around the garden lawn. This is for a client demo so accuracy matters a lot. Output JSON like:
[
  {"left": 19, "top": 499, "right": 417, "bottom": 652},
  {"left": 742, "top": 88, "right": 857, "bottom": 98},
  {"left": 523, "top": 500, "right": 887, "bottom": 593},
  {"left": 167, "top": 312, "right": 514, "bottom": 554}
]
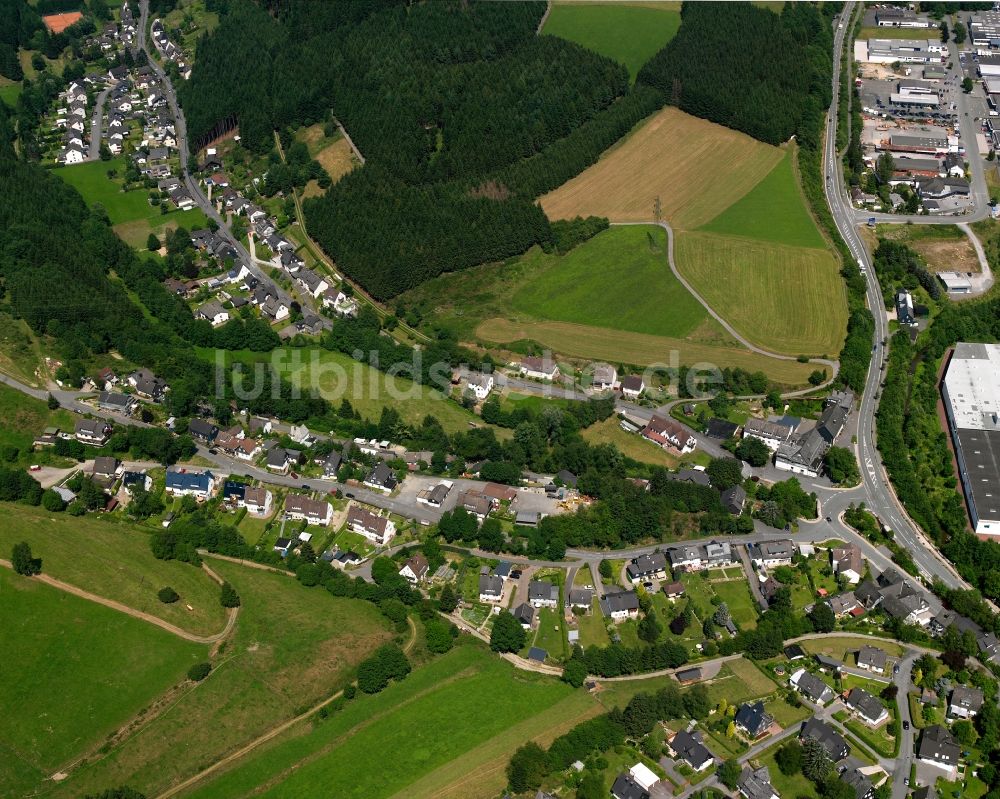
[
  {"left": 55, "top": 158, "right": 156, "bottom": 224},
  {"left": 48, "top": 561, "right": 393, "bottom": 799},
  {"left": 542, "top": 3, "right": 681, "bottom": 82},
  {"left": 800, "top": 636, "right": 903, "bottom": 662},
  {"left": 582, "top": 417, "right": 679, "bottom": 468},
  {"left": 180, "top": 644, "right": 579, "bottom": 799},
  {"left": 763, "top": 695, "right": 812, "bottom": 727},
  {"left": 533, "top": 608, "right": 568, "bottom": 661},
  {"left": 711, "top": 579, "right": 759, "bottom": 630},
  {"left": 0, "top": 502, "right": 227, "bottom": 636},
  {"left": 0, "top": 571, "right": 205, "bottom": 796},
  {"left": 511, "top": 225, "right": 706, "bottom": 339},
  {"left": 703, "top": 659, "right": 779, "bottom": 707},
  {"left": 679, "top": 572, "right": 717, "bottom": 619},
  {"left": 576, "top": 602, "right": 611, "bottom": 649},
  {"left": 760, "top": 744, "right": 815, "bottom": 799},
  {"left": 0, "top": 381, "right": 75, "bottom": 453},
  {"left": 698, "top": 150, "right": 826, "bottom": 249}
]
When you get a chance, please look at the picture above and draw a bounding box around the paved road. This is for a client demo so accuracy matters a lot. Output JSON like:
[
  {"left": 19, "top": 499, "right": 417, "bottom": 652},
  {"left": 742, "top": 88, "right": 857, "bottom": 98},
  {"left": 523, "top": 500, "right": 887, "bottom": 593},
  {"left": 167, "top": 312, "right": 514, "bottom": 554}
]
[
  {"left": 823, "top": 5, "right": 967, "bottom": 590},
  {"left": 87, "top": 86, "right": 109, "bottom": 161}
]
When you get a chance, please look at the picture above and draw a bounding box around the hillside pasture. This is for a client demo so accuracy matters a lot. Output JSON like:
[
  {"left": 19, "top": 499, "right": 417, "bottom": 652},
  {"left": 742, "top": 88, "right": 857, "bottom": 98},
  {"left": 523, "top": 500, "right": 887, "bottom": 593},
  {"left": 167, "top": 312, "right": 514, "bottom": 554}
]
[
  {"left": 674, "top": 231, "right": 847, "bottom": 357},
  {"left": 542, "top": 3, "right": 680, "bottom": 82},
  {"left": 698, "top": 150, "right": 827, "bottom": 249},
  {"left": 0, "top": 572, "right": 204, "bottom": 796},
  {"left": 181, "top": 644, "right": 581, "bottom": 799},
  {"left": 0, "top": 502, "right": 228, "bottom": 637},
  {"left": 49, "top": 560, "right": 393, "bottom": 799},
  {"left": 511, "top": 225, "right": 706, "bottom": 339},
  {"left": 539, "top": 107, "right": 783, "bottom": 229},
  {"left": 295, "top": 124, "right": 358, "bottom": 197}
]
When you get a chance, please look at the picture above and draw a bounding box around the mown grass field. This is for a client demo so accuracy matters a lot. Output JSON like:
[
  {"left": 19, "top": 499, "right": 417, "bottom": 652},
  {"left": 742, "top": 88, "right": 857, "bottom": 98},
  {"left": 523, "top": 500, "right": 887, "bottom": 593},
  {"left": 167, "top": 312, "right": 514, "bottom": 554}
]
[
  {"left": 0, "top": 503, "right": 228, "bottom": 637},
  {"left": 711, "top": 579, "right": 760, "bottom": 630},
  {"left": 675, "top": 231, "right": 847, "bottom": 357},
  {"left": 539, "top": 107, "right": 783, "bottom": 229},
  {"left": 201, "top": 347, "right": 496, "bottom": 436},
  {"left": 698, "top": 150, "right": 826, "bottom": 249},
  {"left": 55, "top": 158, "right": 208, "bottom": 236},
  {"left": 877, "top": 222, "right": 980, "bottom": 274},
  {"left": 0, "top": 382, "right": 75, "bottom": 452},
  {"left": 476, "top": 317, "right": 818, "bottom": 384},
  {"left": 511, "top": 226, "right": 706, "bottom": 338},
  {"left": 542, "top": 2, "right": 680, "bottom": 82},
  {"left": 0, "top": 571, "right": 205, "bottom": 796},
  {"left": 581, "top": 417, "right": 679, "bottom": 467},
  {"left": 181, "top": 643, "right": 580, "bottom": 799},
  {"left": 50, "top": 560, "right": 393, "bottom": 799}
]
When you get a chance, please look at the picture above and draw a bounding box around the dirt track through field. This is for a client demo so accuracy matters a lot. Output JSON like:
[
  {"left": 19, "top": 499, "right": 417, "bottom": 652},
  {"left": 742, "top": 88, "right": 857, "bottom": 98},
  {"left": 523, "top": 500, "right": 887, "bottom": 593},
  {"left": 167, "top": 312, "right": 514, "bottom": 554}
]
[
  {"left": 150, "top": 616, "right": 418, "bottom": 799},
  {"left": 0, "top": 559, "right": 237, "bottom": 644}
]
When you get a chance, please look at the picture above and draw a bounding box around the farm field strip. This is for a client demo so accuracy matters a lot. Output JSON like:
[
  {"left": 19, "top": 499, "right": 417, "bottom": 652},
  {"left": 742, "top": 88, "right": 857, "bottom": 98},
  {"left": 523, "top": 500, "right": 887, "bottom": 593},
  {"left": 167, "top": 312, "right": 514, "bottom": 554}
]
[{"left": 539, "top": 107, "right": 783, "bottom": 229}]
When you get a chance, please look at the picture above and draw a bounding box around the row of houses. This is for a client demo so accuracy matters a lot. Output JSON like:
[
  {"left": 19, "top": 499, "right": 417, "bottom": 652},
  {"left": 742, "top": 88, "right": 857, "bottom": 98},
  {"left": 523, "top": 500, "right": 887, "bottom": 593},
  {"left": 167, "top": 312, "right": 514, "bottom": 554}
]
[{"left": 150, "top": 18, "right": 191, "bottom": 79}]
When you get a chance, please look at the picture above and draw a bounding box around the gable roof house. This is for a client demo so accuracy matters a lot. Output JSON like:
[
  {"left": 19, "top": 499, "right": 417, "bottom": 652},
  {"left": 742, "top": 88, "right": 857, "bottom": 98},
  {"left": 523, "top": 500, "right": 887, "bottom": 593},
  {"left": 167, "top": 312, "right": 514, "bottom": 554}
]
[
  {"left": 284, "top": 494, "right": 333, "bottom": 526},
  {"left": 568, "top": 588, "right": 594, "bottom": 609},
  {"left": 668, "top": 730, "right": 714, "bottom": 771},
  {"left": 790, "top": 669, "right": 835, "bottom": 705},
  {"left": 721, "top": 484, "right": 747, "bottom": 515},
  {"left": 512, "top": 602, "right": 535, "bottom": 629},
  {"left": 626, "top": 552, "right": 668, "bottom": 583},
  {"left": 97, "top": 391, "right": 138, "bottom": 416},
  {"left": 164, "top": 468, "right": 215, "bottom": 498},
  {"left": 363, "top": 462, "right": 398, "bottom": 492},
  {"left": 599, "top": 588, "right": 640, "bottom": 622},
  {"left": 197, "top": 300, "right": 229, "bottom": 327},
  {"left": 621, "top": 374, "right": 645, "bottom": 398},
  {"left": 737, "top": 766, "right": 779, "bottom": 799},
  {"left": 734, "top": 701, "right": 774, "bottom": 740},
  {"left": 800, "top": 718, "right": 849, "bottom": 761},
  {"left": 857, "top": 645, "right": 888, "bottom": 673},
  {"left": 918, "top": 725, "right": 960, "bottom": 771},
  {"left": 528, "top": 580, "right": 559, "bottom": 609},
  {"left": 842, "top": 768, "right": 874, "bottom": 799},
  {"left": 346, "top": 505, "right": 396, "bottom": 544},
  {"left": 519, "top": 356, "right": 560, "bottom": 381},
  {"left": 832, "top": 544, "right": 864, "bottom": 584},
  {"left": 296, "top": 268, "right": 329, "bottom": 298},
  {"left": 459, "top": 489, "right": 494, "bottom": 521},
  {"left": 243, "top": 487, "right": 273, "bottom": 516},
  {"left": 774, "top": 429, "right": 827, "bottom": 479},
  {"left": 742, "top": 418, "right": 794, "bottom": 451},
  {"left": 75, "top": 418, "right": 113, "bottom": 446},
  {"left": 187, "top": 418, "right": 219, "bottom": 443},
  {"left": 591, "top": 363, "right": 618, "bottom": 391},
  {"left": 92, "top": 456, "right": 119, "bottom": 479},
  {"left": 479, "top": 573, "right": 504, "bottom": 603},
  {"left": 845, "top": 687, "right": 889, "bottom": 726},
  {"left": 949, "top": 686, "right": 985, "bottom": 719},
  {"left": 642, "top": 414, "right": 697, "bottom": 454},
  {"left": 399, "top": 553, "right": 429, "bottom": 584},
  {"left": 611, "top": 773, "right": 651, "bottom": 799},
  {"left": 128, "top": 368, "right": 168, "bottom": 400},
  {"left": 121, "top": 470, "right": 152, "bottom": 494},
  {"left": 266, "top": 446, "right": 292, "bottom": 474},
  {"left": 748, "top": 539, "right": 795, "bottom": 568}
]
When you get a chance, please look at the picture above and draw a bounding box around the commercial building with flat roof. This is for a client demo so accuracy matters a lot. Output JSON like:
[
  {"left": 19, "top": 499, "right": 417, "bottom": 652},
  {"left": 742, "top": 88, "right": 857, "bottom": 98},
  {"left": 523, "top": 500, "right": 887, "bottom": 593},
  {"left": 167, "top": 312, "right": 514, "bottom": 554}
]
[
  {"left": 858, "top": 38, "right": 944, "bottom": 64},
  {"left": 942, "top": 343, "right": 1000, "bottom": 537},
  {"left": 969, "top": 12, "right": 1000, "bottom": 47}
]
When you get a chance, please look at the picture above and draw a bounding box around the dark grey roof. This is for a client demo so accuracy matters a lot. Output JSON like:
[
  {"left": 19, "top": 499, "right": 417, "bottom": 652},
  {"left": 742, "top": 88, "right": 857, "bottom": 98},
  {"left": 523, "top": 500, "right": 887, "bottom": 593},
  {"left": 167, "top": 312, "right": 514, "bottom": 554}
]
[
  {"left": 846, "top": 687, "right": 886, "bottom": 723},
  {"left": 737, "top": 765, "right": 776, "bottom": 799},
  {"left": 512, "top": 602, "right": 535, "bottom": 625},
  {"left": 734, "top": 701, "right": 773, "bottom": 738},
  {"left": 366, "top": 461, "right": 397, "bottom": 489},
  {"left": 527, "top": 647, "right": 547, "bottom": 662},
  {"left": 858, "top": 645, "right": 887, "bottom": 669},
  {"left": 950, "top": 686, "right": 985, "bottom": 713},
  {"left": 478, "top": 574, "right": 503, "bottom": 596},
  {"left": 600, "top": 590, "right": 640, "bottom": 615},
  {"left": 528, "top": 580, "right": 558, "bottom": 603},
  {"left": 568, "top": 588, "right": 593, "bottom": 607},
  {"left": 706, "top": 418, "right": 739, "bottom": 439},
  {"left": 671, "top": 730, "right": 713, "bottom": 768},
  {"left": 721, "top": 484, "right": 747, "bottom": 514},
  {"left": 800, "top": 717, "right": 849, "bottom": 760},
  {"left": 612, "top": 773, "right": 651, "bottom": 799},
  {"left": 842, "top": 768, "right": 873, "bottom": 799},
  {"left": 918, "top": 725, "right": 960, "bottom": 765},
  {"left": 627, "top": 552, "right": 668, "bottom": 579},
  {"left": 793, "top": 670, "right": 834, "bottom": 703}
]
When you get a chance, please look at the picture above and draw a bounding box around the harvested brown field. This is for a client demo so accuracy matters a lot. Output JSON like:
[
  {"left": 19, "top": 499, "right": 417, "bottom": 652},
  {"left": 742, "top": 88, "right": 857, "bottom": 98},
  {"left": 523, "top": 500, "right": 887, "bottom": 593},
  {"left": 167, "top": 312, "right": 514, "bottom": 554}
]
[
  {"left": 42, "top": 11, "right": 83, "bottom": 33},
  {"left": 539, "top": 107, "right": 783, "bottom": 229},
  {"left": 877, "top": 224, "right": 981, "bottom": 274},
  {"left": 475, "top": 317, "right": 816, "bottom": 385}
]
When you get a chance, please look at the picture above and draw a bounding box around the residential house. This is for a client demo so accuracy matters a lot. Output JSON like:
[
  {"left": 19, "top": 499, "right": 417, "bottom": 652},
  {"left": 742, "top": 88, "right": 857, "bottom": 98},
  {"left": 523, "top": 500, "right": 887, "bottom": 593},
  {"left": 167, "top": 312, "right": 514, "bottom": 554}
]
[
  {"left": 121, "top": 471, "right": 152, "bottom": 494},
  {"left": 599, "top": 588, "right": 640, "bottom": 622},
  {"left": 628, "top": 763, "right": 660, "bottom": 793},
  {"left": 742, "top": 418, "right": 794, "bottom": 451},
  {"left": 479, "top": 573, "right": 504, "bottom": 603},
  {"left": 948, "top": 686, "right": 985, "bottom": 719},
  {"left": 845, "top": 687, "right": 889, "bottom": 726},
  {"left": 528, "top": 580, "right": 559, "bottom": 609},
  {"left": 841, "top": 768, "right": 874, "bottom": 799},
  {"left": 626, "top": 552, "right": 668, "bottom": 583},
  {"left": 748, "top": 539, "right": 795, "bottom": 568},
  {"left": 827, "top": 592, "right": 864, "bottom": 617},
  {"left": 734, "top": 701, "right": 774, "bottom": 740},
  {"left": 363, "top": 462, "right": 398, "bottom": 492},
  {"left": 346, "top": 505, "right": 396, "bottom": 544},
  {"left": 92, "top": 456, "right": 119, "bottom": 479},
  {"left": 187, "top": 418, "right": 218, "bottom": 444},
  {"left": 591, "top": 363, "right": 618, "bottom": 391},
  {"left": 611, "top": 774, "right": 650, "bottom": 799},
  {"left": 721, "top": 484, "right": 747, "bottom": 515},
  {"left": 459, "top": 489, "right": 494, "bottom": 521},
  {"left": 737, "top": 765, "right": 779, "bottom": 799},
  {"left": 774, "top": 429, "right": 827, "bottom": 478},
  {"left": 75, "top": 418, "right": 113, "bottom": 446},
  {"left": 266, "top": 447, "right": 293, "bottom": 474},
  {"left": 568, "top": 588, "right": 593, "bottom": 610},
  {"left": 197, "top": 300, "right": 230, "bottom": 327},
  {"left": 703, "top": 540, "right": 737, "bottom": 568},
  {"left": 466, "top": 373, "right": 494, "bottom": 400},
  {"left": 706, "top": 418, "right": 740, "bottom": 440},
  {"left": 416, "top": 482, "right": 451, "bottom": 508},
  {"left": 918, "top": 725, "right": 960, "bottom": 772},
  {"left": 513, "top": 602, "right": 535, "bottom": 629},
  {"left": 662, "top": 581, "right": 685, "bottom": 600},
  {"left": 896, "top": 290, "right": 917, "bottom": 327},
  {"left": 519, "top": 356, "right": 560, "bottom": 381},
  {"left": 164, "top": 468, "right": 215, "bottom": 499},
  {"left": 857, "top": 645, "right": 888, "bottom": 674},
  {"left": 832, "top": 545, "right": 864, "bottom": 584},
  {"left": 97, "top": 391, "right": 138, "bottom": 416},
  {"left": 321, "top": 451, "right": 342, "bottom": 479},
  {"left": 284, "top": 494, "right": 333, "bottom": 526},
  {"left": 296, "top": 268, "right": 329, "bottom": 298},
  {"left": 814, "top": 654, "right": 842, "bottom": 673},
  {"left": 668, "top": 730, "right": 714, "bottom": 771},
  {"left": 620, "top": 375, "right": 645, "bottom": 399},
  {"left": 799, "top": 718, "right": 849, "bottom": 761},
  {"left": 399, "top": 554, "right": 429, "bottom": 584},
  {"left": 666, "top": 544, "right": 703, "bottom": 572},
  {"left": 222, "top": 480, "right": 246, "bottom": 505},
  {"left": 790, "top": 669, "right": 835, "bottom": 705},
  {"left": 128, "top": 368, "right": 168, "bottom": 401},
  {"left": 243, "top": 487, "right": 272, "bottom": 516},
  {"left": 642, "top": 414, "right": 697, "bottom": 454}
]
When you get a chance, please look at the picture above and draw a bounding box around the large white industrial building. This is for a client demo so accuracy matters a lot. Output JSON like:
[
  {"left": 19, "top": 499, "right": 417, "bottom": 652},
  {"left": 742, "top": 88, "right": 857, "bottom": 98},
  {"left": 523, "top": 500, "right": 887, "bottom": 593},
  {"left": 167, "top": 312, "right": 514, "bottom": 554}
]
[{"left": 942, "top": 343, "right": 1000, "bottom": 538}]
